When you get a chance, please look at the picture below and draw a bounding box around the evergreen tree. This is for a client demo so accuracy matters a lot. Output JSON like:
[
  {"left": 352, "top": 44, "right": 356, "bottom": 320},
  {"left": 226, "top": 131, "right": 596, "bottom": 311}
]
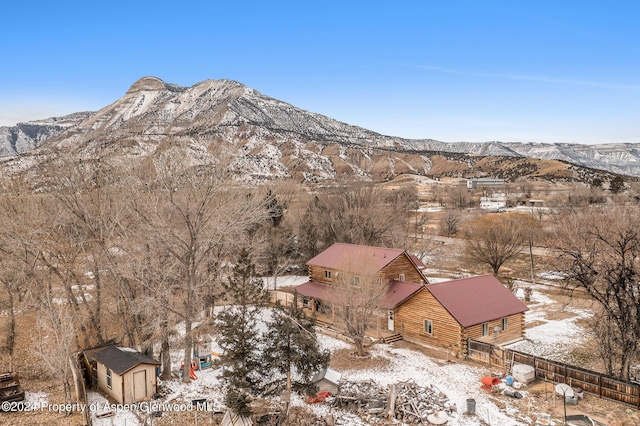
[
  {"left": 216, "top": 249, "right": 267, "bottom": 416},
  {"left": 609, "top": 176, "right": 625, "bottom": 194},
  {"left": 263, "top": 294, "right": 330, "bottom": 399}
]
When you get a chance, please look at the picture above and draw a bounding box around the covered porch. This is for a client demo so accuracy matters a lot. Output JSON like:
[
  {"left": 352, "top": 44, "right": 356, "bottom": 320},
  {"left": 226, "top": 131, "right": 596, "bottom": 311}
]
[{"left": 294, "top": 281, "right": 403, "bottom": 343}]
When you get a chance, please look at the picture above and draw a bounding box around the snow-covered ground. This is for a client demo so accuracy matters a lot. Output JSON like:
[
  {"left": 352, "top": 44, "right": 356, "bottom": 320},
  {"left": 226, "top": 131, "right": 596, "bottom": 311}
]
[
  {"left": 80, "top": 271, "right": 598, "bottom": 425},
  {"left": 506, "top": 281, "right": 593, "bottom": 362},
  {"left": 310, "top": 334, "right": 532, "bottom": 425},
  {"left": 262, "top": 275, "right": 309, "bottom": 290}
]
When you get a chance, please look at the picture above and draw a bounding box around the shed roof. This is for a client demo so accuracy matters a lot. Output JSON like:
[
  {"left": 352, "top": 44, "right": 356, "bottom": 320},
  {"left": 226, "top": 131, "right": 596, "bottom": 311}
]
[
  {"left": 426, "top": 275, "right": 528, "bottom": 327},
  {"left": 311, "top": 368, "right": 342, "bottom": 386},
  {"left": 306, "top": 243, "right": 404, "bottom": 274},
  {"left": 92, "top": 345, "right": 160, "bottom": 376}
]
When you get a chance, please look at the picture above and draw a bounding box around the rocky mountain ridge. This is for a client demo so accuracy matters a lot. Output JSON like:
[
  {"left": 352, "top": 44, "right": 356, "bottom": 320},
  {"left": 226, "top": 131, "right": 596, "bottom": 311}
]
[{"left": 0, "top": 77, "right": 636, "bottom": 182}]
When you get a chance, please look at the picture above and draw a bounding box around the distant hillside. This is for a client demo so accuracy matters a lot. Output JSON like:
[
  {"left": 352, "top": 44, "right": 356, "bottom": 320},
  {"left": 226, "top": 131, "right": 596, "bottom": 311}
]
[{"left": 0, "top": 77, "right": 633, "bottom": 184}]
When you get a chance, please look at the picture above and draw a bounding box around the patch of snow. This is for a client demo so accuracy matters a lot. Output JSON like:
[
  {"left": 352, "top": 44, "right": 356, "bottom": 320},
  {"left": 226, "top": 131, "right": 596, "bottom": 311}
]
[
  {"left": 262, "top": 275, "right": 309, "bottom": 290},
  {"left": 313, "top": 334, "right": 527, "bottom": 425},
  {"left": 316, "top": 333, "right": 350, "bottom": 352},
  {"left": 537, "top": 271, "right": 566, "bottom": 281},
  {"left": 424, "top": 276, "right": 452, "bottom": 284},
  {"left": 24, "top": 391, "right": 48, "bottom": 406},
  {"left": 88, "top": 391, "right": 142, "bottom": 426}
]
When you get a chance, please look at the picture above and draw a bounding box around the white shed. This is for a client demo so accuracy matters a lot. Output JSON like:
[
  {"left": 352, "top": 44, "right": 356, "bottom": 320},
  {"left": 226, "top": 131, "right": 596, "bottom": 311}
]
[{"left": 311, "top": 368, "right": 342, "bottom": 394}]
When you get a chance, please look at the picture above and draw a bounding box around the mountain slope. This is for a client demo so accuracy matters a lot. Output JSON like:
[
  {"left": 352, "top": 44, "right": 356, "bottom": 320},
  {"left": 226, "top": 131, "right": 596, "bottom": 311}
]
[
  {"left": 0, "top": 76, "right": 635, "bottom": 183},
  {"left": 0, "top": 112, "right": 93, "bottom": 156}
]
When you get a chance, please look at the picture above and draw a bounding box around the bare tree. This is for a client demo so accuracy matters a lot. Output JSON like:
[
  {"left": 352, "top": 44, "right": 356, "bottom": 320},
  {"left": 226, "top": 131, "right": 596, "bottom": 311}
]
[
  {"left": 463, "top": 213, "right": 538, "bottom": 276},
  {"left": 445, "top": 184, "right": 470, "bottom": 210},
  {"left": 330, "top": 253, "right": 388, "bottom": 357},
  {"left": 140, "top": 154, "right": 269, "bottom": 383},
  {"left": 0, "top": 248, "right": 21, "bottom": 371},
  {"left": 1, "top": 194, "right": 87, "bottom": 422},
  {"left": 548, "top": 205, "right": 640, "bottom": 380},
  {"left": 298, "top": 183, "right": 410, "bottom": 259},
  {"left": 439, "top": 210, "right": 461, "bottom": 236}
]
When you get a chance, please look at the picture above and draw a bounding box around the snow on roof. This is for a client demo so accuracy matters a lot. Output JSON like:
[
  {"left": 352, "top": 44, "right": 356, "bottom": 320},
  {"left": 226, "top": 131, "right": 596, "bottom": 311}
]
[
  {"left": 426, "top": 275, "right": 528, "bottom": 327},
  {"left": 311, "top": 368, "right": 342, "bottom": 385},
  {"left": 92, "top": 345, "right": 160, "bottom": 375}
]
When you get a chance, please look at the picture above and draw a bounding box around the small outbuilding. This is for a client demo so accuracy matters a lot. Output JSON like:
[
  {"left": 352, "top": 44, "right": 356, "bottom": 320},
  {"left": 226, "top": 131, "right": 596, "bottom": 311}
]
[
  {"left": 92, "top": 345, "right": 160, "bottom": 404},
  {"left": 311, "top": 368, "right": 342, "bottom": 394}
]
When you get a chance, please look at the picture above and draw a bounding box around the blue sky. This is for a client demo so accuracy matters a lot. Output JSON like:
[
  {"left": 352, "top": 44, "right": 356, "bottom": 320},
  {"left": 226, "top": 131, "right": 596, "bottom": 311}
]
[{"left": 1, "top": 1, "right": 639, "bottom": 144}]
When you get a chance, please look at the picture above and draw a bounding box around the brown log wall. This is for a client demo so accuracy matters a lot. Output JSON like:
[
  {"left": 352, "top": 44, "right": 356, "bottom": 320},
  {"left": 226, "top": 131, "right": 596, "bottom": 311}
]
[{"left": 395, "top": 289, "right": 463, "bottom": 353}]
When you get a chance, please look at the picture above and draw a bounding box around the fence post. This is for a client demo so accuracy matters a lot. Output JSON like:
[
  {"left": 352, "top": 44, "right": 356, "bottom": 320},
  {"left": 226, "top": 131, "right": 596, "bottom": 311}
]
[{"left": 598, "top": 374, "right": 601, "bottom": 397}]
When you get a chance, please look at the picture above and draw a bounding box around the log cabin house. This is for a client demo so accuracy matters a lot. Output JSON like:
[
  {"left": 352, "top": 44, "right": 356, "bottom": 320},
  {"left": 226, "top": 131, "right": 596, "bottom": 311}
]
[
  {"left": 294, "top": 243, "right": 527, "bottom": 356},
  {"left": 395, "top": 274, "right": 528, "bottom": 356},
  {"left": 295, "top": 243, "right": 428, "bottom": 338}
]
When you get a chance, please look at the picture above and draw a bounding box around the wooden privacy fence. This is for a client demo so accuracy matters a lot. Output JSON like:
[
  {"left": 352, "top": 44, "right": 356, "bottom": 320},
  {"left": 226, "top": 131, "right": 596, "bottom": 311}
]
[{"left": 467, "top": 338, "right": 640, "bottom": 409}]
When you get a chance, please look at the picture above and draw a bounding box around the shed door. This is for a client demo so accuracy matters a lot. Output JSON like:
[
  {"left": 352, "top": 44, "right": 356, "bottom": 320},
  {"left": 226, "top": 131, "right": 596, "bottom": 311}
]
[
  {"left": 133, "top": 370, "right": 147, "bottom": 402},
  {"left": 388, "top": 310, "right": 394, "bottom": 331}
]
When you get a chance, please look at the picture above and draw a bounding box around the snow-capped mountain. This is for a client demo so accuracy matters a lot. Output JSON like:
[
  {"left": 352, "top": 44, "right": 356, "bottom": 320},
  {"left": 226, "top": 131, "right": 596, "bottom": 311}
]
[
  {"left": 1, "top": 76, "right": 637, "bottom": 182},
  {"left": 0, "top": 111, "right": 92, "bottom": 156}
]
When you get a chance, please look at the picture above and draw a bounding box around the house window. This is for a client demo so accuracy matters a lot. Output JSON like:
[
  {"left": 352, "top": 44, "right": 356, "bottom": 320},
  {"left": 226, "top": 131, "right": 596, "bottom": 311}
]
[
  {"left": 352, "top": 276, "right": 360, "bottom": 288},
  {"left": 423, "top": 320, "right": 433, "bottom": 335},
  {"left": 502, "top": 317, "right": 508, "bottom": 331},
  {"left": 481, "top": 322, "right": 489, "bottom": 336},
  {"left": 399, "top": 274, "right": 405, "bottom": 282},
  {"left": 325, "top": 270, "right": 331, "bottom": 279},
  {"left": 106, "top": 368, "right": 112, "bottom": 389}
]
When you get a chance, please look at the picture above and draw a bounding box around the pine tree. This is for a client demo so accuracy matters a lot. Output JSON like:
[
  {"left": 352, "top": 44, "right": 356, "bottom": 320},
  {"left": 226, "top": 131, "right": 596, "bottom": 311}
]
[
  {"left": 263, "top": 294, "right": 330, "bottom": 400},
  {"left": 216, "top": 249, "right": 267, "bottom": 416}
]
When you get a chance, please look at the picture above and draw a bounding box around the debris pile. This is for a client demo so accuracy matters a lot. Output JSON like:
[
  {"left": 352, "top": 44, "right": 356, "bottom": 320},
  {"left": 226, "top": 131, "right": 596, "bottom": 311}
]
[{"left": 331, "top": 380, "right": 455, "bottom": 424}]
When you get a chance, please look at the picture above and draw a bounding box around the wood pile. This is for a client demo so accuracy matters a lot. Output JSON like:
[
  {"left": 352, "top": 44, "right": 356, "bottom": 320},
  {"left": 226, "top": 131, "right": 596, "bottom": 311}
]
[{"left": 331, "top": 380, "right": 455, "bottom": 424}]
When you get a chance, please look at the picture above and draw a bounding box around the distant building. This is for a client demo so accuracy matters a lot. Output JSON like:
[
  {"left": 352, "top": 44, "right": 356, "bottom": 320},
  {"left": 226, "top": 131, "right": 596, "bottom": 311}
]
[
  {"left": 479, "top": 193, "right": 507, "bottom": 211},
  {"left": 467, "top": 178, "right": 504, "bottom": 189}
]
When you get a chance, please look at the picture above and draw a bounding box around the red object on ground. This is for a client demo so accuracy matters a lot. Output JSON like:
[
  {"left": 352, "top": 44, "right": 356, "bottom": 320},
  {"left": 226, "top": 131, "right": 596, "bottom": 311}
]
[
  {"left": 306, "top": 391, "right": 331, "bottom": 404},
  {"left": 481, "top": 376, "right": 500, "bottom": 386},
  {"left": 190, "top": 365, "right": 198, "bottom": 380}
]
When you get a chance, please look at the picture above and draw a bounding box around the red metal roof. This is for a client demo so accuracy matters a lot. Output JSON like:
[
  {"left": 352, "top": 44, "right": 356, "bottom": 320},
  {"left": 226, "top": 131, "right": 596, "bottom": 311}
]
[
  {"left": 306, "top": 243, "right": 404, "bottom": 275},
  {"left": 381, "top": 280, "right": 424, "bottom": 309},
  {"left": 409, "top": 254, "right": 425, "bottom": 269},
  {"left": 426, "top": 275, "right": 528, "bottom": 327},
  {"left": 294, "top": 280, "right": 423, "bottom": 309},
  {"left": 294, "top": 281, "right": 337, "bottom": 302}
]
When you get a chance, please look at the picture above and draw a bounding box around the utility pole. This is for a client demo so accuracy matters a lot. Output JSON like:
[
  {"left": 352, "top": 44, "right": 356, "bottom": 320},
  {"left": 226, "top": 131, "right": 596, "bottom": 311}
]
[{"left": 528, "top": 201, "right": 535, "bottom": 285}]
